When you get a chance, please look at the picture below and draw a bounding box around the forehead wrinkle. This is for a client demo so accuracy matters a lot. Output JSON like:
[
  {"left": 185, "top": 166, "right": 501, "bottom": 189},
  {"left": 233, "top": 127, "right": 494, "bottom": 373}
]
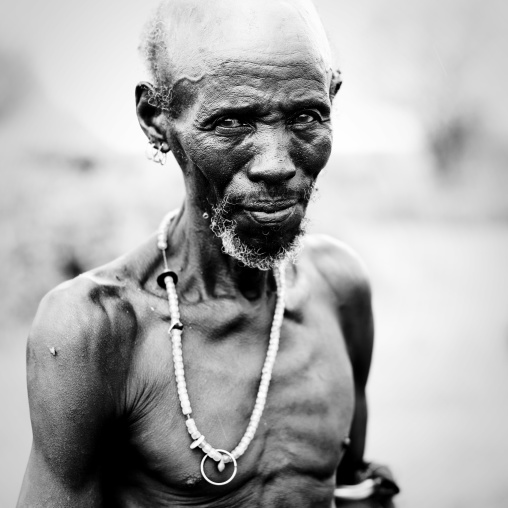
[
  {"left": 198, "top": 59, "right": 329, "bottom": 96},
  {"left": 211, "top": 58, "right": 328, "bottom": 79},
  {"left": 168, "top": 48, "right": 329, "bottom": 92},
  {"left": 167, "top": 56, "right": 327, "bottom": 96},
  {"left": 195, "top": 86, "right": 329, "bottom": 121}
]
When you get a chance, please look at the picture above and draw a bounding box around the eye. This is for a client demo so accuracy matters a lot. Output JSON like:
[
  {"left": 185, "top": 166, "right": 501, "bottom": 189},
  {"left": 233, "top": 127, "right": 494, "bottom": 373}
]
[
  {"left": 216, "top": 117, "right": 246, "bottom": 128},
  {"left": 292, "top": 112, "right": 321, "bottom": 125},
  {"left": 214, "top": 116, "right": 252, "bottom": 136}
]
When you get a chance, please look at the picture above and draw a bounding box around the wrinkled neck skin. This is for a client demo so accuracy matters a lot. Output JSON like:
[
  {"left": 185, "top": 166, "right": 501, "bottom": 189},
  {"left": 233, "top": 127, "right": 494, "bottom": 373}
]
[{"left": 162, "top": 203, "right": 276, "bottom": 302}]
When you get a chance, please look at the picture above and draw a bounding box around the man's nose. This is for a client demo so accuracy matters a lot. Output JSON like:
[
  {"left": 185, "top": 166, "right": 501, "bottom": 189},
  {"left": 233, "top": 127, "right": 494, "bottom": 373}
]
[{"left": 247, "top": 130, "right": 297, "bottom": 184}]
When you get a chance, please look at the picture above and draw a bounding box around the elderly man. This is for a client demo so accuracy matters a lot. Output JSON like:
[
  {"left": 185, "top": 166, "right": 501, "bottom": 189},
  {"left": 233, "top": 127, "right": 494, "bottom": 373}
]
[{"left": 18, "top": 0, "right": 398, "bottom": 506}]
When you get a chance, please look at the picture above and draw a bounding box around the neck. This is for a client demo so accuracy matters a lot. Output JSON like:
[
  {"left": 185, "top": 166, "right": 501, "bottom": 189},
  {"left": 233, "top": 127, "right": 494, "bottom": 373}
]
[{"left": 163, "top": 203, "right": 275, "bottom": 301}]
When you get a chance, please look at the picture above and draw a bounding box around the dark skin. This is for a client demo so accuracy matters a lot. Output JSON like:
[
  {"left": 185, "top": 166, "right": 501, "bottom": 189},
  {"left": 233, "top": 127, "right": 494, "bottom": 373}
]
[{"left": 18, "top": 6, "right": 380, "bottom": 507}]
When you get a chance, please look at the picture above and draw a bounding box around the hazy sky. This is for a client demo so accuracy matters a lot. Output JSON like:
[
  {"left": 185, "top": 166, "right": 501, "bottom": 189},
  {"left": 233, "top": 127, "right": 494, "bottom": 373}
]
[{"left": 4, "top": 0, "right": 500, "bottom": 155}]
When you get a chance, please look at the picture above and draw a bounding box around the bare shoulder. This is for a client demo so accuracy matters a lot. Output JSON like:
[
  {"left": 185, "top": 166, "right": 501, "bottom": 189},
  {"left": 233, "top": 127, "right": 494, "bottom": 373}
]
[
  {"left": 21, "top": 264, "right": 141, "bottom": 499},
  {"left": 302, "top": 233, "right": 371, "bottom": 305},
  {"left": 25, "top": 257, "right": 144, "bottom": 464},
  {"left": 28, "top": 234, "right": 158, "bottom": 374},
  {"left": 26, "top": 255, "right": 145, "bottom": 424},
  {"left": 301, "top": 234, "right": 374, "bottom": 380},
  {"left": 29, "top": 267, "right": 133, "bottom": 361}
]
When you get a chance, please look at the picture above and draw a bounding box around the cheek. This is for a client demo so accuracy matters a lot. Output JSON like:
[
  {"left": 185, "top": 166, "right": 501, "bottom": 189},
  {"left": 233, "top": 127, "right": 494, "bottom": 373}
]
[
  {"left": 177, "top": 125, "right": 332, "bottom": 196},
  {"left": 290, "top": 127, "right": 333, "bottom": 177},
  {"left": 180, "top": 131, "right": 255, "bottom": 189}
]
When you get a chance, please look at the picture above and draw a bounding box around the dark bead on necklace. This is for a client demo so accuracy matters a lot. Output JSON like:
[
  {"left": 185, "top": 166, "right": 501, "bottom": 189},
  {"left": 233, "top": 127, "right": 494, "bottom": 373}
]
[
  {"left": 170, "top": 321, "right": 184, "bottom": 331},
  {"left": 157, "top": 270, "right": 179, "bottom": 289}
]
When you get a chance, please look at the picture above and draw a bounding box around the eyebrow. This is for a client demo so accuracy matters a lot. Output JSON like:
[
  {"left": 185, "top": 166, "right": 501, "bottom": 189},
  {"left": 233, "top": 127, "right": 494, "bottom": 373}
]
[
  {"left": 196, "top": 103, "right": 268, "bottom": 122},
  {"left": 196, "top": 91, "right": 330, "bottom": 123},
  {"left": 279, "top": 95, "right": 331, "bottom": 115}
]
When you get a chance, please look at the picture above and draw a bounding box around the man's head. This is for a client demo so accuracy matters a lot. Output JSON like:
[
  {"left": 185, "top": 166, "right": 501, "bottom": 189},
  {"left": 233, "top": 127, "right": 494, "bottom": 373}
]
[{"left": 136, "top": 0, "right": 341, "bottom": 270}]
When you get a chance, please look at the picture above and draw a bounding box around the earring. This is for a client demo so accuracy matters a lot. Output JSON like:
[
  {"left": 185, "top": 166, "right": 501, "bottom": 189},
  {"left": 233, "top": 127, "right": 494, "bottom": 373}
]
[
  {"left": 146, "top": 141, "right": 157, "bottom": 162},
  {"left": 154, "top": 145, "right": 167, "bottom": 165},
  {"left": 202, "top": 212, "right": 209, "bottom": 220},
  {"left": 146, "top": 141, "right": 167, "bottom": 165}
]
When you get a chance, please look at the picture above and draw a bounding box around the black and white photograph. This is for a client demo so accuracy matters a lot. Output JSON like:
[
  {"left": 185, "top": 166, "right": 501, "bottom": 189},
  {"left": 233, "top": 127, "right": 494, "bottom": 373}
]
[{"left": 0, "top": 0, "right": 507, "bottom": 506}]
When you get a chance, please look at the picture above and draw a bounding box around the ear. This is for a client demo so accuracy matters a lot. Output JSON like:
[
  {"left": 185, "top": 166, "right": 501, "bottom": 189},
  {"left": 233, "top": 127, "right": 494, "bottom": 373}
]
[
  {"left": 135, "top": 81, "right": 170, "bottom": 150},
  {"left": 329, "top": 69, "right": 343, "bottom": 103}
]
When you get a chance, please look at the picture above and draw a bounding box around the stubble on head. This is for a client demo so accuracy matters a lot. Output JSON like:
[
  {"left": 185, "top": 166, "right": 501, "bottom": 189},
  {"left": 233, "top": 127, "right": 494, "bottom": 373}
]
[{"left": 139, "top": 0, "right": 336, "bottom": 107}]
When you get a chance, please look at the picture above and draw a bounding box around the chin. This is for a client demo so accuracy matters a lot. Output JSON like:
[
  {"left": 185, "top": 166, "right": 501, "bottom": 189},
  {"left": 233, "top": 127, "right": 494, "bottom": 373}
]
[
  {"left": 210, "top": 197, "right": 310, "bottom": 269},
  {"left": 235, "top": 204, "right": 306, "bottom": 249},
  {"left": 212, "top": 213, "right": 306, "bottom": 270},
  {"left": 237, "top": 220, "right": 303, "bottom": 256}
]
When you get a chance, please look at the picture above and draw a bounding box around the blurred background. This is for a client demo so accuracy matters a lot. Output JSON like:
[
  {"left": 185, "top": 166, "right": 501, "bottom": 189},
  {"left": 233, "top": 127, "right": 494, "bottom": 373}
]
[{"left": 0, "top": 0, "right": 507, "bottom": 506}]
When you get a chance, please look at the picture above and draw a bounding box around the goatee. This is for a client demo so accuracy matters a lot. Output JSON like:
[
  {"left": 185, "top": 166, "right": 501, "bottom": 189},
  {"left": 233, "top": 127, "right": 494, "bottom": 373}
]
[{"left": 209, "top": 186, "right": 316, "bottom": 271}]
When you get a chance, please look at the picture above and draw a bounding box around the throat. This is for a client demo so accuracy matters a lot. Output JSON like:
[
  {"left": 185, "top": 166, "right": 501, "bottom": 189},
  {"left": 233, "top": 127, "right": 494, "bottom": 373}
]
[
  {"left": 161, "top": 206, "right": 277, "bottom": 301},
  {"left": 237, "top": 267, "right": 275, "bottom": 301}
]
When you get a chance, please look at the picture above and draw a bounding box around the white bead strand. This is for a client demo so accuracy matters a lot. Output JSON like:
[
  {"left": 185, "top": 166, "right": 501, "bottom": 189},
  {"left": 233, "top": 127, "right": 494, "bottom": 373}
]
[{"left": 157, "top": 211, "right": 286, "bottom": 484}]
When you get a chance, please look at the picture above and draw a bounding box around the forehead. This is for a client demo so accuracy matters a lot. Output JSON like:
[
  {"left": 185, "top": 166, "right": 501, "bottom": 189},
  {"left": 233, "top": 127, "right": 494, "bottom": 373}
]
[{"left": 187, "top": 57, "right": 330, "bottom": 118}]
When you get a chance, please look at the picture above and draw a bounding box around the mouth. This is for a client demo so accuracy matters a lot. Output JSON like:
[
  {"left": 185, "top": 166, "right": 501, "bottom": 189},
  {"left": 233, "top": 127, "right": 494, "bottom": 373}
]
[{"left": 243, "top": 201, "right": 298, "bottom": 225}]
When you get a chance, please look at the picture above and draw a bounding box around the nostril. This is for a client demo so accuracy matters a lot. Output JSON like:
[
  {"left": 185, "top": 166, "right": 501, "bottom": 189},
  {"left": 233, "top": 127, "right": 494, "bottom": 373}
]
[{"left": 248, "top": 164, "right": 296, "bottom": 183}]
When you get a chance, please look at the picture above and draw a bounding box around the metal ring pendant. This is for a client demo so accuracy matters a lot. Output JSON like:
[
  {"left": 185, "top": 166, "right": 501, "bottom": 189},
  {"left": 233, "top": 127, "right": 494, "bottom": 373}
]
[{"left": 200, "top": 449, "right": 238, "bottom": 486}]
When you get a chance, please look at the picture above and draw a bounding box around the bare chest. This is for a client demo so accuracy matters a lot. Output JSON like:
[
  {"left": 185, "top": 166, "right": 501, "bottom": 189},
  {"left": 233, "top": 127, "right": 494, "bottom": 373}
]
[{"left": 115, "top": 294, "right": 355, "bottom": 505}]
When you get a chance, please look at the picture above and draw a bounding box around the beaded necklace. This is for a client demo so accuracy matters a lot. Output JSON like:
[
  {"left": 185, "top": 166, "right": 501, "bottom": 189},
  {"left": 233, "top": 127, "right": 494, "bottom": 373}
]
[{"left": 156, "top": 210, "right": 286, "bottom": 486}]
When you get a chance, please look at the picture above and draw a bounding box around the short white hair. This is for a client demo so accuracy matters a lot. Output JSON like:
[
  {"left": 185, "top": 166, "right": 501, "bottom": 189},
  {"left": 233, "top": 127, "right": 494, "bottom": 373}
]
[{"left": 139, "top": 0, "right": 334, "bottom": 89}]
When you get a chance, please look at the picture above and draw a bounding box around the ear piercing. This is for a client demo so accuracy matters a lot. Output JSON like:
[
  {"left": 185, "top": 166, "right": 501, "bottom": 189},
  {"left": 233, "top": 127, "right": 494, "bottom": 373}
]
[{"left": 146, "top": 141, "right": 168, "bottom": 165}]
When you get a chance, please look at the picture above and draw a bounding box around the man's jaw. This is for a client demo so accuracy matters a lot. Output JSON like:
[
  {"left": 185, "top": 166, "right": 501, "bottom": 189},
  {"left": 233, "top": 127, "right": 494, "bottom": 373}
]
[
  {"left": 211, "top": 217, "right": 307, "bottom": 271},
  {"left": 209, "top": 188, "right": 315, "bottom": 271}
]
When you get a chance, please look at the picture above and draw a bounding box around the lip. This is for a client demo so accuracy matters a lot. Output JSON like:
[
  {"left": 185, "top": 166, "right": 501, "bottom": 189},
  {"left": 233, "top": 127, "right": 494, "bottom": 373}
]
[{"left": 244, "top": 202, "right": 297, "bottom": 224}]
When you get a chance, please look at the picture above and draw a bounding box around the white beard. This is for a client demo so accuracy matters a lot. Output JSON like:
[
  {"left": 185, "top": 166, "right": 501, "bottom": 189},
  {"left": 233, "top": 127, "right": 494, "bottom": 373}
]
[{"left": 210, "top": 196, "right": 308, "bottom": 271}]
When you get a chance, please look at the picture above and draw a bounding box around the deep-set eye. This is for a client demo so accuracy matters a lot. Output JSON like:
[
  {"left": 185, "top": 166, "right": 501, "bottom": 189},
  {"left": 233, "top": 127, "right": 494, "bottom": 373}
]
[
  {"left": 293, "top": 112, "right": 319, "bottom": 124},
  {"left": 216, "top": 117, "right": 247, "bottom": 128},
  {"left": 214, "top": 116, "right": 252, "bottom": 137}
]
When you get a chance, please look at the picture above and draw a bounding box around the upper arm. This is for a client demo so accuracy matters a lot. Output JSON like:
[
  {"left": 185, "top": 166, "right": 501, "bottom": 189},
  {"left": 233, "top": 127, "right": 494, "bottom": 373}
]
[
  {"left": 309, "top": 235, "right": 374, "bottom": 484},
  {"left": 18, "top": 280, "right": 117, "bottom": 507}
]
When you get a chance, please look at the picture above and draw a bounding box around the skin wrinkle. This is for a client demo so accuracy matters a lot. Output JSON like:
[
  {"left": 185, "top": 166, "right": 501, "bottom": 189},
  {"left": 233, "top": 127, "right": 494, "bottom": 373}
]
[
  {"left": 164, "top": 67, "right": 328, "bottom": 115},
  {"left": 193, "top": 90, "right": 330, "bottom": 122},
  {"left": 217, "top": 59, "right": 325, "bottom": 70}
]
